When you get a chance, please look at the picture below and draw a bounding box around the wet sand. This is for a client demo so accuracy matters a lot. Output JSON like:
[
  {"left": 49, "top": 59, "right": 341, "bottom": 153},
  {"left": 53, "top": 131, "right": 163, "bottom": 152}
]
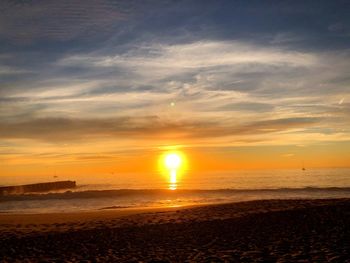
[{"left": 1, "top": 199, "right": 349, "bottom": 262}]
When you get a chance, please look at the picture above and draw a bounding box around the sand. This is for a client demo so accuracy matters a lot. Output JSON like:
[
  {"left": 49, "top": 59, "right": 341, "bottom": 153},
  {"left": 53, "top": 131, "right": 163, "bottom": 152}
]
[{"left": 1, "top": 199, "right": 349, "bottom": 262}]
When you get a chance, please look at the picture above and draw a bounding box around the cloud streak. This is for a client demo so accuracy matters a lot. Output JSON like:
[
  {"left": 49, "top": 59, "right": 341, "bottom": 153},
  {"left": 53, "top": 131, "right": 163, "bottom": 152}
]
[{"left": 0, "top": 116, "right": 326, "bottom": 142}]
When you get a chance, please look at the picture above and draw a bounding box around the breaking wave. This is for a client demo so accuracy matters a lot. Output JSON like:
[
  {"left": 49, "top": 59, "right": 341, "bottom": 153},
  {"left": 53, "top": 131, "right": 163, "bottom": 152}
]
[{"left": 1, "top": 187, "right": 350, "bottom": 202}]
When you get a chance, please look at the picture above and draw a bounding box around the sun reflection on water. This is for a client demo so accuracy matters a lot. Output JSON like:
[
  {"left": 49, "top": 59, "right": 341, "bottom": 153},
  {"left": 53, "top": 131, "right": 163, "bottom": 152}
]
[
  {"left": 162, "top": 152, "right": 184, "bottom": 190},
  {"left": 169, "top": 169, "right": 177, "bottom": 189}
]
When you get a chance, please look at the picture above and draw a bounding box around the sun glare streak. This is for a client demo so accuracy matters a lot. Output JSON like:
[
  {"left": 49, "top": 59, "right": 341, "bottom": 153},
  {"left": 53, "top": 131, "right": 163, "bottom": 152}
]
[
  {"left": 170, "top": 169, "right": 177, "bottom": 183},
  {"left": 169, "top": 182, "right": 177, "bottom": 191},
  {"left": 160, "top": 151, "right": 186, "bottom": 190}
]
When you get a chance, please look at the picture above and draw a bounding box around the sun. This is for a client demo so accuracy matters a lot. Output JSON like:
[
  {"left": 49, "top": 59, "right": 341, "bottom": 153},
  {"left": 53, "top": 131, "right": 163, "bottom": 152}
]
[{"left": 165, "top": 153, "right": 181, "bottom": 170}]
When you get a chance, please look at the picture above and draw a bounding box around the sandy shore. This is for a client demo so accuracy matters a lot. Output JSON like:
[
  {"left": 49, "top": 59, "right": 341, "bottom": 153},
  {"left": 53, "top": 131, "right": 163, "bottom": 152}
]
[{"left": 1, "top": 199, "right": 349, "bottom": 262}]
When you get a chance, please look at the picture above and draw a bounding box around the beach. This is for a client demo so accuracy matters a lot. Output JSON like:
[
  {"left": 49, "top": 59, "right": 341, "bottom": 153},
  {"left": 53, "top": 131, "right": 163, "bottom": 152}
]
[{"left": 1, "top": 199, "right": 349, "bottom": 262}]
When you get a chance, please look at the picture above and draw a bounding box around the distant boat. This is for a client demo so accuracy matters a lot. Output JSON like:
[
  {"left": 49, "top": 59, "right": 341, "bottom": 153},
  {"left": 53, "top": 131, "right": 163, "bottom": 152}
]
[{"left": 302, "top": 162, "right": 306, "bottom": 171}]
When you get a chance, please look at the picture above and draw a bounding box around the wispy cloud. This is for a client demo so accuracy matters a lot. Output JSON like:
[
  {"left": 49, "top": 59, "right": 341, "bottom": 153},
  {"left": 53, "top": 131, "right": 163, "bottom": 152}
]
[
  {"left": 1, "top": 39, "right": 350, "bottom": 147},
  {"left": 0, "top": 115, "right": 328, "bottom": 142},
  {"left": 58, "top": 41, "right": 318, "bottom": 74}
]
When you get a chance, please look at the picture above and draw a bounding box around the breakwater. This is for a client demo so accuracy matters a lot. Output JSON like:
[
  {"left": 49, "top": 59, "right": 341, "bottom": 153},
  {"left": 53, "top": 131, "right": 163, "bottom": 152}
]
[{"left": 0, "top": 181, "right": 76, "bottom": 196}]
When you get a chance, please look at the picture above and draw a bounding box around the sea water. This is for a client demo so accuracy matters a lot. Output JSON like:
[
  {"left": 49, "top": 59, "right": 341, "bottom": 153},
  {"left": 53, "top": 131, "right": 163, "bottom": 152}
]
[{"left": 1, "top": 168, "right": 350, "bottom": 213}]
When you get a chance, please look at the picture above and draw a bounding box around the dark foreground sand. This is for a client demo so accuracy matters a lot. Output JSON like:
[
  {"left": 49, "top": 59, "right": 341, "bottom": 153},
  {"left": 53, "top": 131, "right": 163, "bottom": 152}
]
[{"left": 1, "top": 199, "right": 349, "bottom": 262}]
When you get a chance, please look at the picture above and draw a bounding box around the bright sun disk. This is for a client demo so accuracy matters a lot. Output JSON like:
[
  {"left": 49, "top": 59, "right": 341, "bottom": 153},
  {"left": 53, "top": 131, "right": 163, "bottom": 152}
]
[{"left": 165, "top": 153, "right": 181, "bottom": 170}]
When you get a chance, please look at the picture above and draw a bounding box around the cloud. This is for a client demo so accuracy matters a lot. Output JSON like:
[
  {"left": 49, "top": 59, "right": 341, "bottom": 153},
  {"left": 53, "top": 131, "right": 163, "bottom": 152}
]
[
  {"left": 0, "top": 65, "right": 30, "bottom": 75},
  {"left": 216, "top": 102, "right": 274, "bottom": 112},
  {"left": 52, "top": 40, "right": 322, "bottom": 101},
  {"left": 59, "top": 41, "right": 318, "bottom": 71},
  {"left": 0, "top": 116, "right": 323, "bottom": 142},
  {"left": 54, "top": 40, "right": 350, "bottom": 101},
  {"left": 2, "top": 40, "right": 350, "bottom": 145}
]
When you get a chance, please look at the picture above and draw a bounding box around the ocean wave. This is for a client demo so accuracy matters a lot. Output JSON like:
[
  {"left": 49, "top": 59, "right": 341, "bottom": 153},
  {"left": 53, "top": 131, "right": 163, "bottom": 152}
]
[{"left": 1, "top": 187, "right": 350, "bottom": 202}]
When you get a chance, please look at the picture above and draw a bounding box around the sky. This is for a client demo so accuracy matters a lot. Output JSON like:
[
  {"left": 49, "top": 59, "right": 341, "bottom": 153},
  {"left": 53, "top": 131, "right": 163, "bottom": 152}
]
[{"left": 0, "top": 0, "right": 350, "bottom": 178}]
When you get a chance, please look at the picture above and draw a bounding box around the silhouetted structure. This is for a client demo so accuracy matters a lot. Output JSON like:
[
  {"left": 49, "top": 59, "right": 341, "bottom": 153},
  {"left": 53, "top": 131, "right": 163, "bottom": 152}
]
[{"left": 0, "top": 181, "right": 76, "bottom": 196}]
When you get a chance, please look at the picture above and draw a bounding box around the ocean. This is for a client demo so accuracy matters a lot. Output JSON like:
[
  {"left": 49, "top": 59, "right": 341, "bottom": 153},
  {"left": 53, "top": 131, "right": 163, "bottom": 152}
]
[{"left": 1, "top": 168, "right": 350, "bottom": 213}]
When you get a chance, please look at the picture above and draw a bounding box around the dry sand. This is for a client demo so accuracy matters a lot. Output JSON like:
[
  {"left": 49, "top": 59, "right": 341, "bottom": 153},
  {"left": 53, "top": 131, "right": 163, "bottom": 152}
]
[{"left": 1, "top": 199, "right": 349, "bottom": 262}]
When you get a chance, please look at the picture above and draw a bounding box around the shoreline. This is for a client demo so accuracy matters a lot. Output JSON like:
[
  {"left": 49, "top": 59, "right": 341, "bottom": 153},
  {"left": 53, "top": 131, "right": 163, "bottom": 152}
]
[{"left": 0, "top": 204, "right": 193, "bottom": 227}]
